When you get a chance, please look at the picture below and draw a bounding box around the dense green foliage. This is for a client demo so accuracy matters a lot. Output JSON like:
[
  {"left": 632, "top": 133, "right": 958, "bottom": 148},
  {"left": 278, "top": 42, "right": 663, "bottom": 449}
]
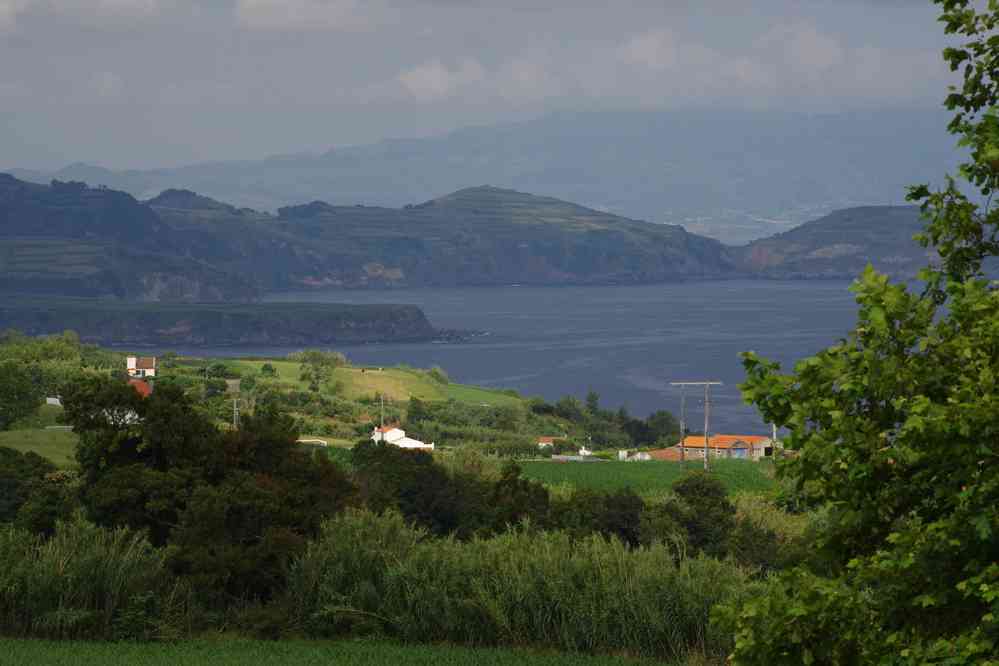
[
  {"left": 0, "top": 361, "right": 43, "bottom": 431},
  {"left": 0, "top": 517, "right": 176, "bottom": 640},
  {"left": 59, "top": 377, "right": 354, "bottom": 604},
  {"left": 0, "top": 365, "right": 790, "bottom": 659},
  {"left": 721, "top": 3, "right": 999, "bottom": 662}
]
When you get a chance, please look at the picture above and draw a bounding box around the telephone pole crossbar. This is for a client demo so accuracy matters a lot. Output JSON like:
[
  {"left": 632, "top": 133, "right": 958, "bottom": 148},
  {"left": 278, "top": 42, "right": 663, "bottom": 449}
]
[{"left": 669, "top": 381, "right": 723, "bottom": 471}]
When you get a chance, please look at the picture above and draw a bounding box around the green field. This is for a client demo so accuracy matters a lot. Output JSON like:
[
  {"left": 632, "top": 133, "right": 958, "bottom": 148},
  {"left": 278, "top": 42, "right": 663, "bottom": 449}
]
[
  {"left": 0, "top": 429, "right": 78, "bottom": 468},
  {"left": 227, "top": 358, "right": 521, "bottom": 406},
  {"left": 0, "top": 639, "right": 670, "bottom": 666},
  {"left": 520, "top": 459, "right": 775, "bottom": 495}
]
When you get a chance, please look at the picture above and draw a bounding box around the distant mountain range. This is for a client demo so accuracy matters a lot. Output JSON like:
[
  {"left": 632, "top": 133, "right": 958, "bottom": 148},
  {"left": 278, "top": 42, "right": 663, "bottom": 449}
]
[
  {"left": 0, "top": 173, "right": 930, "bottom": 302},
  {"left": 6, "top": 109, "right": 958, "bottom": 244}
]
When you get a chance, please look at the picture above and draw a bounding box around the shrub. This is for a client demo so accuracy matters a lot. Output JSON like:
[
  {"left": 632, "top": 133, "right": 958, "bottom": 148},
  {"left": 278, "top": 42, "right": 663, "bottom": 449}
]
[
  {"left": 0, "top": 447, "right": 56, "bottom": 523},
  {"left": 670, "top": 472, "right": 735, "bottom": 557},
  {"left": 427, "top": 366, "right": 449, "bottom": 385},
  {"left": 291, "top": 509, "right": 760, "bottom": 661}
]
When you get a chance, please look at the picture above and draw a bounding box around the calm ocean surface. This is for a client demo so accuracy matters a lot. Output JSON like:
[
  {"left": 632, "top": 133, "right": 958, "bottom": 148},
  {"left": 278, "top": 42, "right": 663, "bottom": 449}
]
[{"left": 160, "top": 280, "right": 858, "bottom": 435}]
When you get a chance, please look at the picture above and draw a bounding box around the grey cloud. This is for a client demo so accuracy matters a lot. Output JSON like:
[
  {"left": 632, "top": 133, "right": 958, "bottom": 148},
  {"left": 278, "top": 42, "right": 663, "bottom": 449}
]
[{"left": 0, "top": 0, "right": 956, "bottom": 170}]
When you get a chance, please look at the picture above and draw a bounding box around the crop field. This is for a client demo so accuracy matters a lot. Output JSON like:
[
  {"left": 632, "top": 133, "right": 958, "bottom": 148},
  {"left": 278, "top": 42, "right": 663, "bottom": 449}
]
[
  {"left": 0, "top": 639, "right": 671, "bottom": 666},
  {"left": 520, "top": 459, "right": 775, "bottom": 495}
]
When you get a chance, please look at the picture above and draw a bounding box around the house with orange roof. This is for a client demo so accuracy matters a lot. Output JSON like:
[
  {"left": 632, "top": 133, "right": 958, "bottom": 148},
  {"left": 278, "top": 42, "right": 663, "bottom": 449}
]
[
  {"left": 678, "top": 434, "right": 775, "bottom": 460},
  {"left": 126, "top": 356, "right": 157, "bottom": 379}
]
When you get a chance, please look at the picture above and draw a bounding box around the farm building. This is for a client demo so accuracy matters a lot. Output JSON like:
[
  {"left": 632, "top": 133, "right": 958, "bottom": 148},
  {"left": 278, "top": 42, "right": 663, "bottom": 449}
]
[
  {"left": 126, "top": 356, "right": 157, "bottom": 378},
  {"left": 371, "top": 425, "right": 435, "bottom": 451},
  {"left": 678, "top": 435, "right": 775, "bottom": 460}
]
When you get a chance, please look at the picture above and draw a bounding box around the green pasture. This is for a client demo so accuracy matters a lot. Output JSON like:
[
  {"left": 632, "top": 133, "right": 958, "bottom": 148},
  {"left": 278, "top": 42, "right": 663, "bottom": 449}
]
[
  {"left": 0, "top": 639, "right": 670, "bottom": 666},
  {"left": 0, "top": 429, "right": 78, "bottom": 469},
  {"left": 520, "top": 459, "right": 775, "bottom": 496},
  {"left": 223, "top": 358, "right": 520, "bottom": 406}
]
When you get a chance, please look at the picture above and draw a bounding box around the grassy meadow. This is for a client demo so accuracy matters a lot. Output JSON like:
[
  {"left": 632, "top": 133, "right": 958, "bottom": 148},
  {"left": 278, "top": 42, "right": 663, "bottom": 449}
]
[
  {"left": 0, "top": 429, "right": 78, "bottom": 468},
  {"left": 520, "top": 459, "right": 776, "bottom": 496},
  {"left": 221, "top": 358, "right": 520, "bottom": 406},
  {"left": 0, "top": 638, "right": 673, "bottom": 666}
]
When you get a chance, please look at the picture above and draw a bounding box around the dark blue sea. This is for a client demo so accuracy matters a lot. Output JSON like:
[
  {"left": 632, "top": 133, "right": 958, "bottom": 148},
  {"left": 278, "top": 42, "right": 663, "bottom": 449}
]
[{"left": 167, "top": 280, "right": 858, "bottom": 434}]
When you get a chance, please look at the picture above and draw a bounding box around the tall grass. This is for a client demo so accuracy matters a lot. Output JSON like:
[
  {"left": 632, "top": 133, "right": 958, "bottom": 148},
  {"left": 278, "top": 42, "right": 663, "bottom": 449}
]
[
  {"left": 0, "top": 515, "right": 185, "bottom": 639},
  {"left": 289, "top": 509, "right": 761, "bottom": 661}
]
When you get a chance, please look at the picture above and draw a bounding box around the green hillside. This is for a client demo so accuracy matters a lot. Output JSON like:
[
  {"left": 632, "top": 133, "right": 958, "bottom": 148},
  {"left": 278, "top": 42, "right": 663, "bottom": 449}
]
[
  {"left": 1, "top": 174, "right": 938, "bottom": 306},
  {"left": 155, "top": 184, "right": 737, "bottom": 290},
  {"left": 733, "top": 206, "right": 929, "bottom": 279},
  {"left": 0, "top": 175, "right": 258, "bottom": 302}
]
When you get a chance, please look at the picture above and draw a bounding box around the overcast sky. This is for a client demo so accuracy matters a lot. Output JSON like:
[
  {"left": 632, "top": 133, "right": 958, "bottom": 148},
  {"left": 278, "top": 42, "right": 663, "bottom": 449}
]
[{"left": 0, "top": 0, "right": 955, "bottom": 170}]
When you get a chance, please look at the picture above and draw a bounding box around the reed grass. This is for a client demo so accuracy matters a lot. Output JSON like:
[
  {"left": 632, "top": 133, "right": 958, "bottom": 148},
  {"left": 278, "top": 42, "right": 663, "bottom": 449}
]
[
  {"left": 0, "top": 515, "right": 179, "bottom": 639},
  {"left": 289, "top": 509, "right": 760, "bottom": 661}
]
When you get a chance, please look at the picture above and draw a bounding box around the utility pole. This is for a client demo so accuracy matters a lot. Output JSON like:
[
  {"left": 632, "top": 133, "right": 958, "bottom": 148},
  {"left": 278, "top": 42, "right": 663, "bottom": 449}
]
[
  {"left": 380, "top": 393, "right": 384, "bottom": 428},
  {"left": 232, "top": 398, "right": 240, "bottom": 429},
  {"left": 670, "top": 381, "right": 723, "bottom": 471},
  {"left": 703, "top": 384, "right": 710, "bottom": 471},
  {"left": 678, "top": 387, "right": 687, "bottom": 464}
]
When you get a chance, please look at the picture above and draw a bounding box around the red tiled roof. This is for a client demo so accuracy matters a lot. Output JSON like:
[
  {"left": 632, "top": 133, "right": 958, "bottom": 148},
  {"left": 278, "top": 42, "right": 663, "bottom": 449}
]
[
  {"left": 681, "top": 434, "right": 768, "bottom": 449},
  {"left": 375, "top": 425, "right": 400, "bottom": 433},
  {"left": 128, "top": 379, "right": 152, "bottom": 398},
  {"left": 135, "top": 357, "right": 156, "bottom": 369},
  {"left": 537, "top": 436, "right": 557, "bottom": 444}
]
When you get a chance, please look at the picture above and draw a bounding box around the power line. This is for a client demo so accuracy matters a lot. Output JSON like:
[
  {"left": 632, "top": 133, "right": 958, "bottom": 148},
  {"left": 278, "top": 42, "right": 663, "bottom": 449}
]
[{"left": 670, "top": 381, "right": 723, "bottom": 471}]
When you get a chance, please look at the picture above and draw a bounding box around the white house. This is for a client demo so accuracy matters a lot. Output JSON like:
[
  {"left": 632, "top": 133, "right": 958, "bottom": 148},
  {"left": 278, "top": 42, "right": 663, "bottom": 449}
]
[
  {"left": 126, "top": 356, "right": 157, "bottom": 378},
  {"left": 371, "top": 425, "right": 435, "bottom": 451}
]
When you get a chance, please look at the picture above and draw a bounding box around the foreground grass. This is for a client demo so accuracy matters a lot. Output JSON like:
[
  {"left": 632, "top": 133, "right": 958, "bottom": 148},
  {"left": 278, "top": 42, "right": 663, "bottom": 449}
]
[
  {"left": 520, "top": 459, "right": 775, "bottom": 495},
  {"left": 0, "top": 429, "right": 78, "bottom": 468},
  {"left": 0, "top": 639, "right": 676, "bottom": 666}
]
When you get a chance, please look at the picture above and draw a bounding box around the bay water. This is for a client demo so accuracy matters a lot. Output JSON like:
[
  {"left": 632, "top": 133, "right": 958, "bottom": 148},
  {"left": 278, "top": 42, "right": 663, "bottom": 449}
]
[{"left": 255, "top": 280, "right": 855, "bottom": 434}]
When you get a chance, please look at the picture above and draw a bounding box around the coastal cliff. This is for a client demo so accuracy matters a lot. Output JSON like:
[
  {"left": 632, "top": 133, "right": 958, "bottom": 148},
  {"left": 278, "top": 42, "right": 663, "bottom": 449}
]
[{"left": 0, "top": 300, "right": 438, "bottom": 346}]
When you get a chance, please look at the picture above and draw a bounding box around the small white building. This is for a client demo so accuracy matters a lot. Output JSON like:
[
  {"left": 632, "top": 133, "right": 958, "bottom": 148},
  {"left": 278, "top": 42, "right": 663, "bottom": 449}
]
[
  {"left": 371, "top": 425, "right": 435, "bottom": 451},
  {"left": 126, "top": 356, "right": 157, "bottom": 378},
  {"left": 618, "top": 450, "right": 652, "bottom": 462}
]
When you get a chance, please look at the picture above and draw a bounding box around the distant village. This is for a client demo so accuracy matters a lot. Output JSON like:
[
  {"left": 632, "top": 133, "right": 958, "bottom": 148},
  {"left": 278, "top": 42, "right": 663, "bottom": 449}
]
[{"left": 111, "top": 355, "right": 780, "bottom": 462}]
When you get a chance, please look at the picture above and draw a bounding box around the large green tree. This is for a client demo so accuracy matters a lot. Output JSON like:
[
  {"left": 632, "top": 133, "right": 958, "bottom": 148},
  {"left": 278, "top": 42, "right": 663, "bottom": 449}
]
[
  {"left": 296, "top": 350, "right": 348, "bottom": 392},
  {"left": 0, "top": 361, "right": 44, "bottom": 431},
  {"left": 61, "top": 377, "right": 353, "bottom": 603},
  {"left": 722, "top": 2, "right": 999, "bottom": 663}
]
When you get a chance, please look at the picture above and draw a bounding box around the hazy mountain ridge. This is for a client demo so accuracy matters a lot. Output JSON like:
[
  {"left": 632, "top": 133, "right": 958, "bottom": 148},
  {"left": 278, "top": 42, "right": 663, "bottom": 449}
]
[
  {"left": 7, "top": 109, "right": 958, "bottom": 244},
  {"left": 1, "top": 174, "right": 931, "bottom": 302}
]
